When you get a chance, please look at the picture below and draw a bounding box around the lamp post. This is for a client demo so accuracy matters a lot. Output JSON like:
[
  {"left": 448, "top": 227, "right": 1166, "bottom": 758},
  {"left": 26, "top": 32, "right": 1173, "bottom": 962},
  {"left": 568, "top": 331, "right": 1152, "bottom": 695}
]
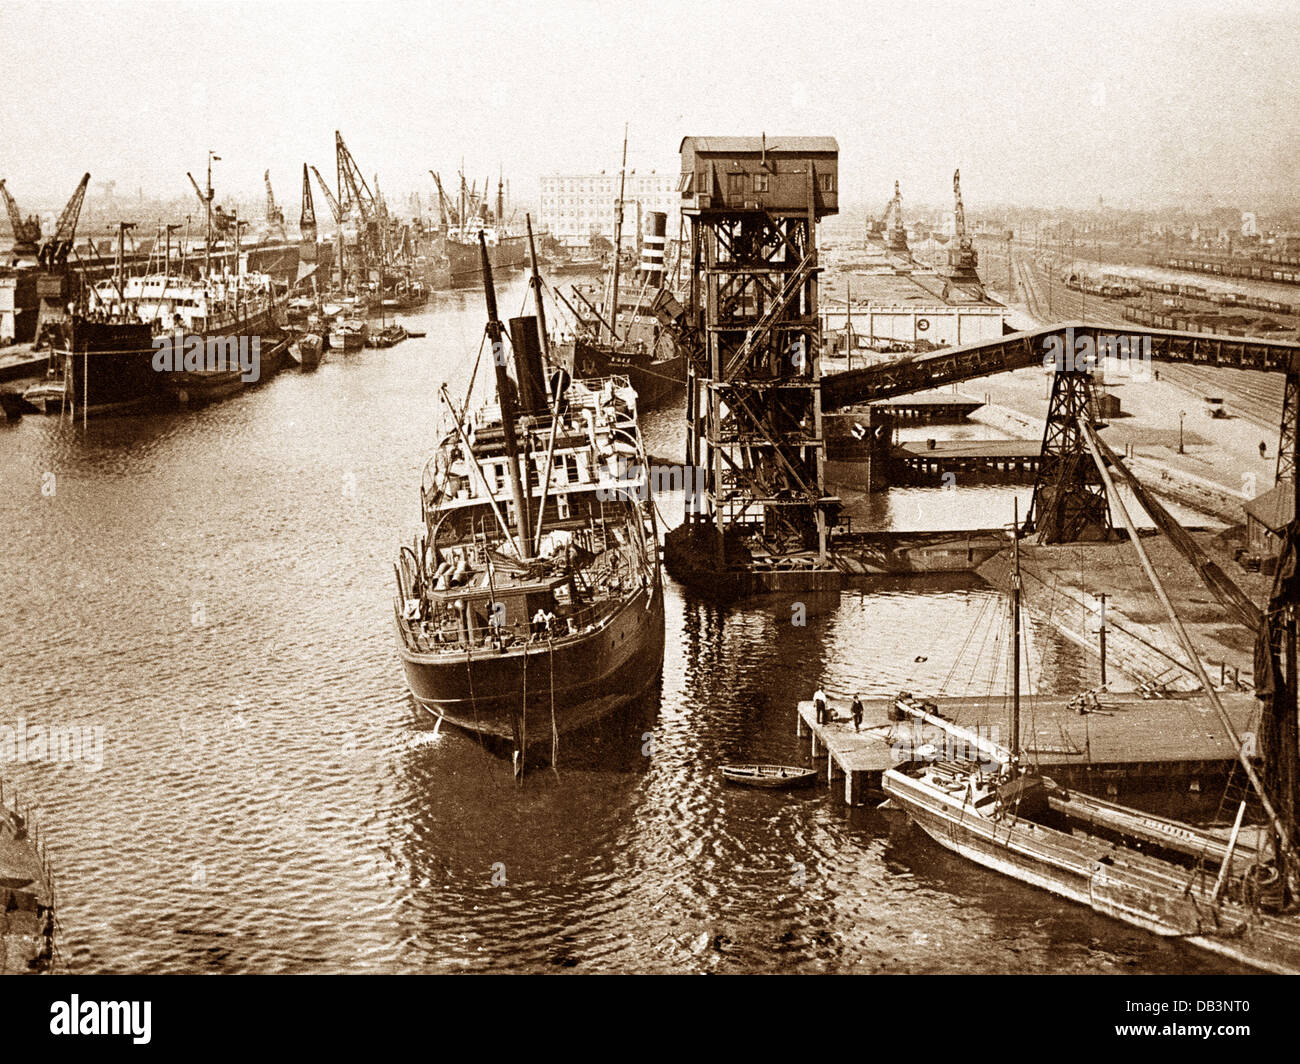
[
  {"left": 1097, "top": 592, "right": 1108, "bottom": 687},
  {"left": 1179, "top": 410, "right": 1187, "bottom": 454}
]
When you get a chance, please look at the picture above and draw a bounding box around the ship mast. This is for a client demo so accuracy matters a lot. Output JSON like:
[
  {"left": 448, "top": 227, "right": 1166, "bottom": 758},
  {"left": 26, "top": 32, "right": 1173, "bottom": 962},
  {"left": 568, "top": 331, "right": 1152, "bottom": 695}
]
[
  {"left": 479, "top": 230, "right": 532, "bottom": 557},
  {"left": 1256, "top": 393, "right": 1300, "bottom": 900},
  {"left": 1079, "top": 419, "right": 1298, "bottom": 877},
  {"left": 606, "top": 124, "right": 628, "bottom": 343},
  {"left": 1011, "top": 498, "right": 1021, "bottom": 764},
  {"left": 204, "top": 151, "right": 217, "bottom": 282},
  {"left": 526, "top": 214, "right": 551, "bottom": 365}
]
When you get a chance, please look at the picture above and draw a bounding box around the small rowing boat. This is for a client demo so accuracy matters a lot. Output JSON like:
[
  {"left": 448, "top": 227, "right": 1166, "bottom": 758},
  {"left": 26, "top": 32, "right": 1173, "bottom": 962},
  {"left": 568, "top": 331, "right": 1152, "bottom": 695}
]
[{"left": 721, "top": 764, "right": 817, "bottom": 789}]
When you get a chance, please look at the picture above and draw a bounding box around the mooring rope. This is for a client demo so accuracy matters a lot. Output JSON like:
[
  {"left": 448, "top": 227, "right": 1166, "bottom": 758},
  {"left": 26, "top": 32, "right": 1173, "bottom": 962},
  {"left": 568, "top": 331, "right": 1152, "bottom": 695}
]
[
  {"left": 464, "top": 641, "right": 489, "bottom": 760},
  {"left": 549, "top": 639, "right": 559, "bottom": 777},
  {"left": 519, "top": 646, "right": 528, "bottom": 781}
]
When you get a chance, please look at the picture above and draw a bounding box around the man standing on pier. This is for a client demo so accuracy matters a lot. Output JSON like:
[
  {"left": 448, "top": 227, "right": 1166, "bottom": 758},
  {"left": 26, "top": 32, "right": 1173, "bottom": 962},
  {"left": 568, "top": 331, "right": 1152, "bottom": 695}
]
[
  {"left": 851, "top": 695, "right": 864, "bottom": 733},
  {"left": 814, "top": 688, "right": 828, "bottom": 725}
]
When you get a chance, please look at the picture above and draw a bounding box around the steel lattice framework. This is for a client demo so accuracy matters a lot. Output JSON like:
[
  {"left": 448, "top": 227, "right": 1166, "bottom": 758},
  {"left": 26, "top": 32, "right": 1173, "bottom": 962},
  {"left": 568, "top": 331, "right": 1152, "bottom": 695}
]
[
  {"left": 822, "top": 324, "right": 1300, "bottom": 409},
  {"left": 1025, "top": 371, "right": 1112, "bottom": 543},
  {"left": 820, "top": 323, "right": 1300, "bottom": 539},
  {"left": 683, "top": 202, "right": 836, "bottom": 561},
  {"left": 1279, "top": 373, "right": 1299, "bottom": 486}
]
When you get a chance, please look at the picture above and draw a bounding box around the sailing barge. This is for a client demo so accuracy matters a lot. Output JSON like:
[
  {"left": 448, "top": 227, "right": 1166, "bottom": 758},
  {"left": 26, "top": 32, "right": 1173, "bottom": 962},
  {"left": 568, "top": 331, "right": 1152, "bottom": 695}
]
[
  {"left": 884, "top": 475, "right": 1300, "bottom": 974},
  {"left": 393, "top": 235, "right": 664, "bottom": 756}
]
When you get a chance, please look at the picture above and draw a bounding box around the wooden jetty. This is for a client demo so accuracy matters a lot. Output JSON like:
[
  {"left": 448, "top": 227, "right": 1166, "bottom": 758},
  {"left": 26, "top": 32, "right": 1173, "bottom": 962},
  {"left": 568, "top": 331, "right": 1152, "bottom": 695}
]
[
  {"left": 893, "top": 438, "right": 1042, "bottom": 479},
  {"left": 796, "top": 693, "right": 1261, "bottom": 807}
]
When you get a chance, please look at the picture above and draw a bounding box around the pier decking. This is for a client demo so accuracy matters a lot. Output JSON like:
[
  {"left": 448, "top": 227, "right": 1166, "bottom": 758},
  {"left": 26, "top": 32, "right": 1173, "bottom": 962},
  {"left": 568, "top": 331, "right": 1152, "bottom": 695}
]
[
  {"left": 796, "top": 693, "right": 1260, "bottom": 806},
  {"left": 892, "top": 438, "right": 1042, "bottom": 478}
]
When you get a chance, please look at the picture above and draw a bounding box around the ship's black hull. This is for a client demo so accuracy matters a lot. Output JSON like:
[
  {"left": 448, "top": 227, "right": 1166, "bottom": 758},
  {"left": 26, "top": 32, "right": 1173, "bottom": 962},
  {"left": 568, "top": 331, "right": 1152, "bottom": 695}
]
[
  {"left": 50, "top": 310, "right": 286, "bottom": 416},
  {"left": 445, "top": 236, "right": 529, "bottom": 286},
  {"left": 559, "top": 338, "right": 685, "bottom": 408},
  {"left": 53, "top": 320, "right": 159, "bottom": 414},
  {"left": 398, "top": 580, "right": 665, "bottom": 749}
]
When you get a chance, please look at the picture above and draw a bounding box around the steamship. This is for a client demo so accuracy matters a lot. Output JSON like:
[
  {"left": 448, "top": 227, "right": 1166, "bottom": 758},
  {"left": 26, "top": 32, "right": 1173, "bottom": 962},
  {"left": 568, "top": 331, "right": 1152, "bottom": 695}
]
[
  {"left": 552, "top": 211, "right": 686, "bottom": 407},
  {"left": 444, "top": 221, "right": 528, "bottom": 285},
  {"left": 440, "top": 175, "right": 528, "bottom": 285},
  {"left": 393, "top": 237, "right": 664, "bottom": 756},
  {"left": 37, "top": 270, "right": 286, "bottom": 415}
]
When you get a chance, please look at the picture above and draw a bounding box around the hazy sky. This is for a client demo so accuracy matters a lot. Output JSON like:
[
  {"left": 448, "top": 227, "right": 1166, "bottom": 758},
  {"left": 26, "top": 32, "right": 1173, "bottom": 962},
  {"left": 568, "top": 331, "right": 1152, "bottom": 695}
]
[{"left": 3, "top": 0, "right": 1299, "bottom": 213}]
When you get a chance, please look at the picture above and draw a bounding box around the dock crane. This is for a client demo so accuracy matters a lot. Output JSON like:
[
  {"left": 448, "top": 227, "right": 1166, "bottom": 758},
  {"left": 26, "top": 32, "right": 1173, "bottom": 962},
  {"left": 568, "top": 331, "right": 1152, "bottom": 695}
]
[
  {"left": 334, "top": 131, "right": 376, "bottom": 224},
  {"left": 334, "top": 131, "right": 380, "bottom": 271},
  {"left": 264, "top": 170, "right": 286, "bottom": 230},
  {"left": 186, "top": 171, "right": 235, "bottom": 234},
  {"left": 33, "top": 172, "right": 91, "bottom": 345},
  {"left": 945, "top": 169, "right": 980, "bottom": 280},
  {"left": 882, "top": 179, "right": 908, "bottom": 253},
  {"left": 310, "top": 164, "right": 347, "bottom": 288},
  {"left": 36, "top": 172, "right": 89, "bottom": 271},
  {"left": 429, "top": 171, "right": 456, "bottom": 228},
  {"left": 309, "top": 165, "right": 343, "bottom": 224},
  {"left": 0, "top": 179, "right": 42, "bottom": 258},
  {"left": 374, "top": 173, "right": 391, "bottom": 257},
  {"left": 299, "top": 164, "right": 317, "bottom": 244}
]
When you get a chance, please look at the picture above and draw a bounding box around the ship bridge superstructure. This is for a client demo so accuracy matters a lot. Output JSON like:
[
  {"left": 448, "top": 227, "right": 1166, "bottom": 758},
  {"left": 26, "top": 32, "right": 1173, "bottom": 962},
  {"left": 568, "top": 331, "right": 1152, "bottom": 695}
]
[{"left": 86, "top": 272, "right": 274, "bottom": 333}]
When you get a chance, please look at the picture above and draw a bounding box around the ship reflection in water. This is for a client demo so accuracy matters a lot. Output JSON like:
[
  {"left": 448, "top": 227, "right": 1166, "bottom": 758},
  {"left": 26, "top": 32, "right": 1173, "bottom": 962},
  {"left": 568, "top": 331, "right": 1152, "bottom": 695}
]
[{"left": 0, "top": 276, "right": 1238, "bottom": 973}]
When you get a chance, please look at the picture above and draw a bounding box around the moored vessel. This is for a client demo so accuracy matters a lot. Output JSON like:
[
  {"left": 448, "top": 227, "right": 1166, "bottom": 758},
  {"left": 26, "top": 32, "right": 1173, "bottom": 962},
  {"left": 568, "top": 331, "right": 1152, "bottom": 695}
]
[
  {"left": 39, "top": 266, "right": 283, "bottom": 415},
  {"left": 722, "top": 764, "right": 818, "bottom": 789},
  {"left": 296, "top": 331, "right": 324, "bottom": 370},
  {"left": 883, "top": 487, "right": 1300, "bottom": 974},
  {"left": 551, "top": 203, "right": 686, "bottom": 407},
  {"left": 328, "top": 315, "right": 368, "bottom": 352},
  {"left": 393, "top": 234, "right": 664, "bottom": 763},
  {"left": 366, "top": 323, "right": 406, "bottom": 348}
]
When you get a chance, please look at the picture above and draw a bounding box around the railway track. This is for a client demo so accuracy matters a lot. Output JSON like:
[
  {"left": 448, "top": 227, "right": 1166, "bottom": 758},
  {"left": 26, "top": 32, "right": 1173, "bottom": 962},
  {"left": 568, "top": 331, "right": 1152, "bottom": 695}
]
[
  {"left": 1012, "top": 255, "right": 1288, "bottom": 431},
  {"left": 1156, "top": 363, "right": 1283, "bottom": 431}
]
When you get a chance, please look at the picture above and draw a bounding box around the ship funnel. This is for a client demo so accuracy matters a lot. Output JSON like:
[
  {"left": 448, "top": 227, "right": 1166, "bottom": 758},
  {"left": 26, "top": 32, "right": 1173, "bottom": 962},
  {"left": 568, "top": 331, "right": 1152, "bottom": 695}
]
[
  {"left": 640, "top": 211, "right": 667, "bottom": 287},
  {"left": 509, "top": 315, "right": 548, "bottom": 416}
]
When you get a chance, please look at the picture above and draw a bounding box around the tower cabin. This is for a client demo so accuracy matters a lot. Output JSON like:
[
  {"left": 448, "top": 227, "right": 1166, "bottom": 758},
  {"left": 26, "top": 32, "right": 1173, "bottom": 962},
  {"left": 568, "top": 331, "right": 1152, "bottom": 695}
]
[{"left": 678, "top": 136, "right": 839, "bottom": 219}]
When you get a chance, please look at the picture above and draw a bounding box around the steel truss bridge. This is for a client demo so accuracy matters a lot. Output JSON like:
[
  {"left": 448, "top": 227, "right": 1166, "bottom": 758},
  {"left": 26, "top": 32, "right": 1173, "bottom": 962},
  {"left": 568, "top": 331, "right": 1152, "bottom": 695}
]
[{"left": 819, "top": 322, "right": 1298, "bottom": 543}]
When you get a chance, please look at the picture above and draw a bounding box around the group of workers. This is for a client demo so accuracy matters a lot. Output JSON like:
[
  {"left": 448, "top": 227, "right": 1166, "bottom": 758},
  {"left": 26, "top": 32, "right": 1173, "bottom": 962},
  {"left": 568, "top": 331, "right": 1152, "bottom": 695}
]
[{"left": 813, "top": 688, "right": 866, "bottom": 732}]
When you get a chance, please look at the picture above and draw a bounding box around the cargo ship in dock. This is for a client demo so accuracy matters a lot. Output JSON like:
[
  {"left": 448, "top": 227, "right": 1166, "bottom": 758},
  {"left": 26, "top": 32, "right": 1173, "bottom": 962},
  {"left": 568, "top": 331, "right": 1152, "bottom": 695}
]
[
  {"left": 551, "top": 210, "right": 687, "bottom": 407},
  {"left": 436, "top": 172, "right": 528, "bottom": 286},
  {"left": 28, "top": 222, "right": 287, "bottom": 416},
  {"left": 444, "top": 222, "right": 528, "bottom": 285},
  {"left": 392, "top": 236, "right": 664, "bottom": 761}
]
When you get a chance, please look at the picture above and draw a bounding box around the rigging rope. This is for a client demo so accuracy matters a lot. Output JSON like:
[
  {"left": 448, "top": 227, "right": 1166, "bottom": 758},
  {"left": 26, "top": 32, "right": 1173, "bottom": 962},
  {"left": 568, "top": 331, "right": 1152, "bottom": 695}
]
[
  {"left": 550, "top": 640, "right": 559, "bottom": 777},
  {"left": 938, "top": 592, "right": 993, "bottom": 695},
  {"left": 519, "top": 644, "right": 528, "bottom": 781},
  {"left": 464, "top": 640, "right": 494, "bottom": 788},
  {"left": 460, "top": 328, "right": 489, "bottom": 416}
]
